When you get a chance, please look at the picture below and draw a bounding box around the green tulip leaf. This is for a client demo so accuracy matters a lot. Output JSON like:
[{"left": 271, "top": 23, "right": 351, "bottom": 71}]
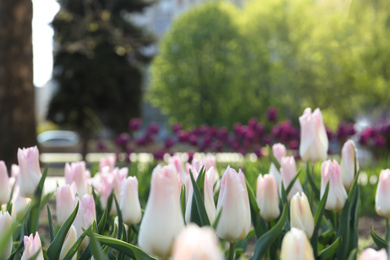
[
  {"left": 89, "top": 229, "right": 109, "bottom": 260},
  {"left": 311, "top": 182, "right": 329, "bottom": 257},
  {"left": 371, "top": 226, "right": 389, "bottom": 249},
  {"left": 47, "top": 204, "right": 55, "bottom": 242},
  {"left": 92, "top": 233, "right": 158, "bottom": 260},
  {"left": 113, "top": 195, "right": 123, "bottom": 239},
  {"left": 251, "top": 204, "right": 288, "bottom": 260},
  {"left": 180, "top": 185, "right": 186, "bottom": 223},
  {"left": 267, "top": 145, "right": 281, "bottom": 171},
  {"left": 306, "top": 163, "right": 320, "bottom": 201},
  {"left": 347, "top": 249, "right": 357, "bottom": 260},
  {"left": 245, "top": 178, "right": 267, "bottom": 238},
  {"left": 286, "top": 170, "right": 302, "bottom": 196},
  {"left": 63, "top": 227, "right": 90, "bottom": 260},
  {"left": 47, "top": 202, "right": 79, "bottom": 260},
  {"left": 318, "top": 236, "right": 341, "bottom": 260},
  {"left": 189, "top": 169, "right": 210, "bottom": 227},
  {"left": 97, "top": 209, "right": 108, "bottom": 235},
  {"left": 212, "top": 207, "right": 223, "bottom": 230}
]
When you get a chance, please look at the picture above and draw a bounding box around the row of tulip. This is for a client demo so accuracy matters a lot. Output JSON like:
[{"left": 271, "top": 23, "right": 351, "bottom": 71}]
[{"left": 0, "top": 107, "right": 389, "bottom": 259}]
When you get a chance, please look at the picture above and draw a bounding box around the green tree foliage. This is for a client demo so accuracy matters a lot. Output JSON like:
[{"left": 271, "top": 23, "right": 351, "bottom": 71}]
[
  {"left": 148, "top": 2, "right": 271, "bottom": 128},
  {"left": 48, "top": 0, "right": 155, "bottom": 151}
]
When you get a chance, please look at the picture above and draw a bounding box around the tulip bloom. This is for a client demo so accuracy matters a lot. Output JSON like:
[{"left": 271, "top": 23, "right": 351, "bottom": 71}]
[
  {"left": 99, "top": 155, "right": 116, "bottom": 172},
  {"left": 65, "top": 162, "right": 90, "bottom": 196},
  {"left": 216, "top": 167, "right": 251, "bottom": 243},
  {"left": 256, "top": 174, "right": 280, "bottom": 221},
  {"left": 340, "top": 140, "right": 359, "bottom": 190},
  {"left": 0, "top": 161, "right": 10, "bottom": 204},
  {"left": 280, "top": 228, "right": 314, "bottom": 260},
  {"left": 56, "top": 184, "right": 76, "bottom": 226},
  {"left": 358, "top": 248, "right": 388, "bottom": 260},
  {"left": 290, "top": 192, "right": 314, "bottom": 238},
  {"left": 280, "top": 156, "right": 303, "bottom": 200},
  {"left": 21, "top": 232, "right": 44, "bottom": 260},
  {"left": 299, "top": 108, "right": 328, "bottom": 162},
  {"left": 172, "top": 224, "right": 223, "bottom": 260},
  {"left": 17, "top": 146, "right": 42, "bottom": 198},
  {"left": 272, "top": 143, "right": 286, "bottom": 164},
  {"left": 138, "top": 165, "right": 184, "bottom": 258},
  {"left": 120, "top": 176, "right": 142, "bottom": 226},
  {"left": 320, "top": 160, "right": 347, "bottom": 212},
  {"left": 0, "top": 211, "right": 12, "bottom": 259},
  {"left": 73, "top": 194, "right": 96, "bottom": 249},
  {"left": 60, "top": 225, "right": 77, "bottom": 260},
  {"left": 375, "top": 169, "right": 390, "bottom": 218}
]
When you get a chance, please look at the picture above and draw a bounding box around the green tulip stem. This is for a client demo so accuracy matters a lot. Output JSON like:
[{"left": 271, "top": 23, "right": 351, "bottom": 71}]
[
  {"left": 228, "top": 242, "right": 236, "bottom": 260},
  {"left": 128, "top": 224, "right": 132, "bottom": 243},
  {"left": 335, "top": 212, "right": 339, "bottom": 232},
  {"left": 386, "top": 219, "right": 390, "bottom": 242}
]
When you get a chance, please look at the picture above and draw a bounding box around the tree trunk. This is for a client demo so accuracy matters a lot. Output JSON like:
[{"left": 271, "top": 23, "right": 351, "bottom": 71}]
[{"left": 0, "top": 0, "right": 37, "bottom": 168}]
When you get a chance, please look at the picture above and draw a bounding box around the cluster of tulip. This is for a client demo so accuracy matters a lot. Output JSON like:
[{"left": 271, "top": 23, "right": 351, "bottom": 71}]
[{"left": 1, "top": 107, "right": 390, "bottom": 259}]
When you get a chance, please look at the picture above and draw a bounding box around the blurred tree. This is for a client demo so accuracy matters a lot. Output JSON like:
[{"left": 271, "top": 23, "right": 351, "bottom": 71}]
[
  {"left": 148, "top": 2, "right": 271, "bottom": 128},
  {"left": 0, "top": 0, "right": 37, "bottom": 167},
  {"left": 48, "top": 0, "right": 155, "bottom": 158}
]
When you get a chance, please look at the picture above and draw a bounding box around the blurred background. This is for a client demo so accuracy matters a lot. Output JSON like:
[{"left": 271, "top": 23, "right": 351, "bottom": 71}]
[{"left": 0, "top": 0, "right": 389, "bottom": 166}]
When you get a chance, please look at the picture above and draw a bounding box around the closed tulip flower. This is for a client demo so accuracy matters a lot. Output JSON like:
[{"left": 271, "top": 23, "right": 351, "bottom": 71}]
[
  {"left": 299, "top": 108, "right": 328, "bottom": 162},
  {"left": 340, "top": 140, "right": 359, "bottom": 190},
  {"left": 60, "top": 225, "right": 77, "bottom": 260},
  {"left": 216, "top": 167, "right": 251, "bottom": 243},
  {"left": 256, "top": 174, "right": 280, "bottom": 221},
  {"left": 18, "top": 146, "right": 42, "bottom": 198},
  {"left": 280, "top": 228, "right": 314, "bottom": 260},
  {"left": 56, "top": 184, "right": 76, "bottom": 226},
  {"left": 65, "top": 162, "right": 90, "bottom": 196},
  {"left": 375, "top": 169, "right": 390, "bottom": 218},
  {"left": 320, "top": 160, "right": 347, "bottom": 212},
  {"left": 138, "top": 165, "right": 184, "bottom": 258},
  {"left": 120, "top": 176, "right": 142, "bottom": 226},
  {"left": 21, "top": 232, "right": 44, "bottom": 260},
  {"left": 0, "top": 161, "right": 10, "bottom": 205},
  {"left": 99, "top": 155, "right": 116, "bottom": 172},
  {"left": 272, "top": 143, "right": 286, "bottom": 164},
  {"left": 280, "top": 156, "right": 303, "bottom": 200},
  {"left": 172, "top": 224, "right": 223, "bottom": 260},
  {"left": 290, "top": 192, "right": 314, "bottom": 238},
  {"left": 358, "top": 248, "right": 388, "bottom": 260},
  {"left": 73, "top": 194, "right": 96, "bottom": 249},
  {"left": 0, "top": 211, "right": 12, "bottom": 259}
]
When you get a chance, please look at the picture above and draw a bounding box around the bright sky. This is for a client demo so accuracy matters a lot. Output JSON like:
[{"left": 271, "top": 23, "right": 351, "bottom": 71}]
[{"left": 32, "top": 0, "right": 60, "bottom": 87}]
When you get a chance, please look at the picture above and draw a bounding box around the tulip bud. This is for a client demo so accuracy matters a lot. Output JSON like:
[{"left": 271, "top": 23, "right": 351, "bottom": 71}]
[
  {"left": 120, "top": 176, "right": 142, "bottom": 226},
  {"left": 358, "top": 248, "right": 388, "bottom": 260},
  {"left": 216, "top": 167, "right": 251, "bottom": 243},
  {"left": 138, "top": 165, "right": 184, "bottom": 258},
  {"left": 17, "top": 146, "right": 42, "bottom": 198},
  {"left": 320, "top": 160, "right": 347, "bottom": 212},
  {"left": 0, "top": 161, "right": 10, "bottom": 204},
  {"left": 65, "top": 162, "right": 90, "bottom": 196},
  {"left": 280, "top": 156, "right": 303, "bottom": 200},
  {"left": 340, "top": 140, "right": 359, "bottom": 190},
  {"left": 375, "top": 169, "right": 390, "bottom": 218},
  {"left": 73, "top": 194, "right": 96, "bottom": 249},
  {"left": 299, "top": 108, "right": 328, "bottom": 162},
  {"left": 0, "top": 211, "right": 12, "bottom": 259},
  {"left": 21, "top": 232, "right": 44, "bottom": 260},
  {"left": 272, "top": 143, "right": 286, "bottom": 164},
  {"left": 172, "top": 224, "right": 223, "bottom": 260},
  {"left": 112, "top": 167, "right": 128, "bottom": 200},
  {"left": 290, "top": 192, "right": 314, "bottom": 238},
  {"left": 60, "top": 225, "right": 77, "bottom": 260},
  {"left": 99, "top": 155, "right": 116, "bottom": 172},
  {"left": 280, "top": 228, "right": 314, "bottom": 260},
  {"left": 256, "top": 174, "right": 280, "bottom": 221},
  {"left": 56, "top": 184, "right": 76, "bottom": 226}
]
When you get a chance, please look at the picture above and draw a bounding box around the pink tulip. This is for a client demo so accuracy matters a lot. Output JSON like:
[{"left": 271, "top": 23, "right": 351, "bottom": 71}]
[
  {"left": 17, "top": 146, "right": 42, "bottom": 198},
  {"left": 290, "top": 192, "right": 314, "bottom": 238},
  {"left": 272, "top": 143, "right": 286, "bottom": 164},
  {"left": 168, "top": 155, "right": 186, "bottom": 187},
  {"left": 73, "top": 194, "right": 96, "bottom": 249},
  {"left": 172, "top": 224, "right": 223, "bottom": 260},
  {"left": 256, "top": 174, "right": 280, "bottom": 221},
  {"left": 340, "top": 140, "right": 359, "bottom": 190},
  {"left": 56, "top": 184, "right": 76, "bottom": 226},
  {"left": 21, "top": 232, "right": 44, "bottom": 260},
  {"left": 11, "top": 186, "right": 31, "bottom": 221},
  {"left": 112, "top": 167, "right": 128, "bottom": 200},
  {"left": 280, "top": 156, "right": 303, "bottom": 200},
  {"left": 358, "top": 248, "right": 388, "bottom": 260},
  {"left": 320, "top": 160, "right": 347, "bottom": 212},
  {"left": 0, "top": 211, "right": 12, "bottom": 259},
  {"left": 375, "top": 169, "right": 390, "bottom": 218},
  {"left": 280, "top": 228, "right": 314, "bottom": 260},
  {"left": 65, "top": 162, "right": 90, "bottom": 196},
  {"left": 60, "top": 225, "right": 77, "bottom": 260},
  {"left": 299, "top": 108, "right": 328, "bottom": 162},
  {"left": 99, "top": 155, "right": 116, "bottom": 172},
  {"left": 138, "top": 165, "right": 184, "bottom": 258},
  {"left": 0, "top": 161, "right": 10, "bottom": 204},
  {"left": 120, "top": 176, "right": 142, "bottom": 226},
  {"left": 216, "top": 167, "right": 251, "bottom": 242}
]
